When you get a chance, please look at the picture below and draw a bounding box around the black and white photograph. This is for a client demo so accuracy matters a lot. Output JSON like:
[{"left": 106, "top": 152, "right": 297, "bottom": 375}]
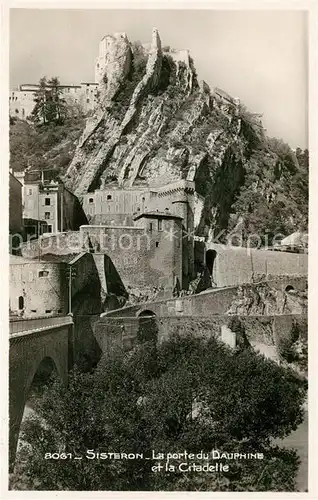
[{"left": 6, "top": 5, "right": 310, "bottom": 493}]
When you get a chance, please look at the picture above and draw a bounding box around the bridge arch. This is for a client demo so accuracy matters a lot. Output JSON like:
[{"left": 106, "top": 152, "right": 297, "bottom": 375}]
[
  {"left": 9, "top": 327, "right": 70, "bottom": 470},
  {"left": 285, "top": 285, "right": 295, "bottom": 293}
]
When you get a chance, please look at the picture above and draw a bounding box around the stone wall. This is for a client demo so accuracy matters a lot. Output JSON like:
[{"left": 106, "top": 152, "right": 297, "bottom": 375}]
[
  {"left": 21, "top": 232, "right": 85, "bottom": 259},
  {"left": 93, "top": 313, "right": 307, "bottom": 361},
  {"left": 206, "top": 244, "right": 308, "bottom": 287},
  {"left": 103, "top": 277, "right": 307, "bottom": 319},
  {"left": 80, "top": 221, "right": 183, "bottom": 291}
]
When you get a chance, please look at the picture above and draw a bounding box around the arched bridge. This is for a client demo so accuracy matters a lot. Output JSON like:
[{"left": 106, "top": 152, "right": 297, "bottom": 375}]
[{"left": 9, "top": 315, "right": 73, "bottom": 469}]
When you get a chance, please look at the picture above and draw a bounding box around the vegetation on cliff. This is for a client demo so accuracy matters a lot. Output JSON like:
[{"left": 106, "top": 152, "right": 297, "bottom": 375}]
[{"left": 11, "top": 329, "right": 306, "bottom": 491}]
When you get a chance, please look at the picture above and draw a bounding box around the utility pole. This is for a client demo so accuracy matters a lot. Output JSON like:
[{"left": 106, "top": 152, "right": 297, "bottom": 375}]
[
  {"left": 60, "top": 183, "right": 64, "bottom": 232},
  {"left": 66, "top": 264, "right": 76, "bottom": 314}
]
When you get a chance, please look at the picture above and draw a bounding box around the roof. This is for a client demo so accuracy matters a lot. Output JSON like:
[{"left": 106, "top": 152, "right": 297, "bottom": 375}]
[
  {"left": 32, "top": 253, "right": 80, "bottom": 264},
  {"left": 280, "top": 232, "right": 308, "bottom": 247},
  {"left": 10, "top": 254, "right": 55, "bottom": 265},
  {"left": 133, "top": 210, "right": 183, "bottom": 221},
  {"left": 9, "top": 172, "right": 22, "bottom": 187}
]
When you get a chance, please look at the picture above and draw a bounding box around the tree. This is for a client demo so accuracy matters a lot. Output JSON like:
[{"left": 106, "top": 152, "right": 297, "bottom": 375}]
[
  {"left": 11, "top": 328, "right": 307, "bottom": 492},
  {"left": 30, "top": 76, "right": 66, "bottom": 125},
  {"left": 30, "top": 77, "right": 50, "bottom": 125},
  {"left": 47, "top": 77, "right": 67, "bottom": 124}
]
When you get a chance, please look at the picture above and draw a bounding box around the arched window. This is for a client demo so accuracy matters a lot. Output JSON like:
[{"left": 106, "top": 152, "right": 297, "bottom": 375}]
[
  {"left": 285, "top": 285, "right": 295, "bottom": 293},
  {"left": 18, "top": 296, "right": 24, "bottom": 310}
]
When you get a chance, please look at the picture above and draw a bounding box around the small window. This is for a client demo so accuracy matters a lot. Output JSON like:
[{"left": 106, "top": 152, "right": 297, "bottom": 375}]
[
  {"left": 58, "top": 309, "right": 62, "bottom": 314},
  {"left": 47, "top": 225, "right": 53, "bottom": 233},
  {"left": 149, "top": 223, "right": 153, "bottom": 232},
  {"left": 155, "top": 241, "right": 159, "bottom": 248},
  {"left": 89, "top": 198, "right": 94, "bottom": 203},
  {"left": 158, "top": 219, "right": 163, "bottom": 231},
  {"left": 18, "top": 296, "right": 24, "bottom": 310},
  {"left": 28, "top": 188, "right": 32, "bottom": 195},
  {"left": 31, "top": 309, "right": 37, "bottom": 313},
  {"left": 45, "top": 309, "right": 52, "bottom": 314},
  {"left": 39, "top": 270, "right": 49, "bottom": 277},
  {"left": 107, "top": 195, "right": 112, "bottom": 200},
  {"left": 45, "top": 198, "right": 51, "bottom": 205},
  {"left": 44, "top": 212, "right": 50, "bottom": 219},
  {"left": 86, "top": 98, "right": 90, "bottom": 103}
]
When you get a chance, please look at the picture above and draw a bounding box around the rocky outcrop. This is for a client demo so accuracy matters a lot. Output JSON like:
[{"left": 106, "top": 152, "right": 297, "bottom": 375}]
[
  {"left": 63, "top": 28, "right": 268, "bottom": 235},
  {"left": 226, "top": 284, "right": 307, "bottom": 316}
]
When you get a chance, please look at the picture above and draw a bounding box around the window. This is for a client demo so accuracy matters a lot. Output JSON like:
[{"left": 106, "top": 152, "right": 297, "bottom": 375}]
[
  {"left": 155, "top": 241, "right": 159, "bottom": 248},
  {"left": 89, "top": 198, "right": 94, "bottom": 204},
  {"left": 39, "top": 270, "right": 49, "bottom": 277},
  {"left": 149, "top": 223, "right": 153, "bottom": 232},
  {"left": 31, "top": 309, "right": 37, "bottom": 313},
  {"left": 28, "top": 188, "right": 32, "bottom": 195},
  {"left": 18, "top": 296, "right": 24, "bottom": 310},
  {"left": 45, "top": 198, "right": 51, "bottom": 205},
  {"left": 47, "top": 225, "right": 53, "bottom": 233},
  {"left": 86, "top": 99, "right": 90, "bottom": 103},
  {"left": 158, "top": 219, "right": 163, "bottom": 231},
  {"left": 45, "top": 212, "right": 50, "bottom": 219},
  {"left": 107, "top": 194, "right": 112, "bottom": 200},
  {"left": 45, "top": 309, "right": 52, "bottom": 314},
  {"left": 58, "top": 309, "right": 62, "bottom": 314}
]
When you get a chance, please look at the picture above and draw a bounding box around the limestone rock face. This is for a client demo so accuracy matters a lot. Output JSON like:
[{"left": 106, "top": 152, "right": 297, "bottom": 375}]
[
  {"left": 63, "top": 28, "right": 266, "bottom": 235},
  {"left": 96, "top": 32, "right": 132, "bottom": 103}
]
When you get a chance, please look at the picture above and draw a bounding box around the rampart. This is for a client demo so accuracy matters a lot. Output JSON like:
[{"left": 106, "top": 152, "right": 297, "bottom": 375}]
[{"left": 207, "top": 244, "right": 308, "bottom": 287}]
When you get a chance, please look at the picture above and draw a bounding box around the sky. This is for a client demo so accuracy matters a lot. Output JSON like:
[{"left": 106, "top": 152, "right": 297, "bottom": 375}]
[{"left": 9, "top": 9, "right": 308, "bottom": 148}]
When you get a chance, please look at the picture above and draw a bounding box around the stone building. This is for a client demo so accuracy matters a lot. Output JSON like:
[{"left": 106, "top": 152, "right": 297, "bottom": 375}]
[
  {"left": 19, "top": 171, "right": 88, "bottom": 235},
  {"left": 82, "top": 179, "right": 203, "bottom": 289},
  {"left": 9, "top": 82, "right": 99, "bottom": 120},
  {"left": 9, "top": 255, "right": 68, "bottom": 318},
  {"left": 80, "top": 209, "right": 183, "bottom": 295}
]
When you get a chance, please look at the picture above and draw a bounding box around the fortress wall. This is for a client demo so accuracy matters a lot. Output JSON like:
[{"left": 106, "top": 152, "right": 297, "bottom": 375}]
[
  {"left": 80, "top": 221, "right": 182, "bottom": 291},
  {"left": 93, "top": 314, "right": 306, "bottom": 361},
  {"left": 207, "top": 244, "right": 308, "bottom": 288}
]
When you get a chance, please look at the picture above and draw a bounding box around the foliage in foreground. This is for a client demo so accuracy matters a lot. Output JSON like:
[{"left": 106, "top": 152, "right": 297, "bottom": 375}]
[{"left": 11, "top": 331, "right": 307, "bottom": 492}]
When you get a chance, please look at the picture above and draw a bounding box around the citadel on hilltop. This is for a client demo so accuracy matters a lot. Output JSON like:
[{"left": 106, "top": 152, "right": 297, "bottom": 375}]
[{"left": 9, "top": 33, "right": 240, "bottom": 121}]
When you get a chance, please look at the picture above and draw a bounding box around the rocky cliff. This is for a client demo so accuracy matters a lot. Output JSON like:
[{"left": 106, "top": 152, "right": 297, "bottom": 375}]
[{"left": 63, "top": 28, "right": 308, "bottom": 239}]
